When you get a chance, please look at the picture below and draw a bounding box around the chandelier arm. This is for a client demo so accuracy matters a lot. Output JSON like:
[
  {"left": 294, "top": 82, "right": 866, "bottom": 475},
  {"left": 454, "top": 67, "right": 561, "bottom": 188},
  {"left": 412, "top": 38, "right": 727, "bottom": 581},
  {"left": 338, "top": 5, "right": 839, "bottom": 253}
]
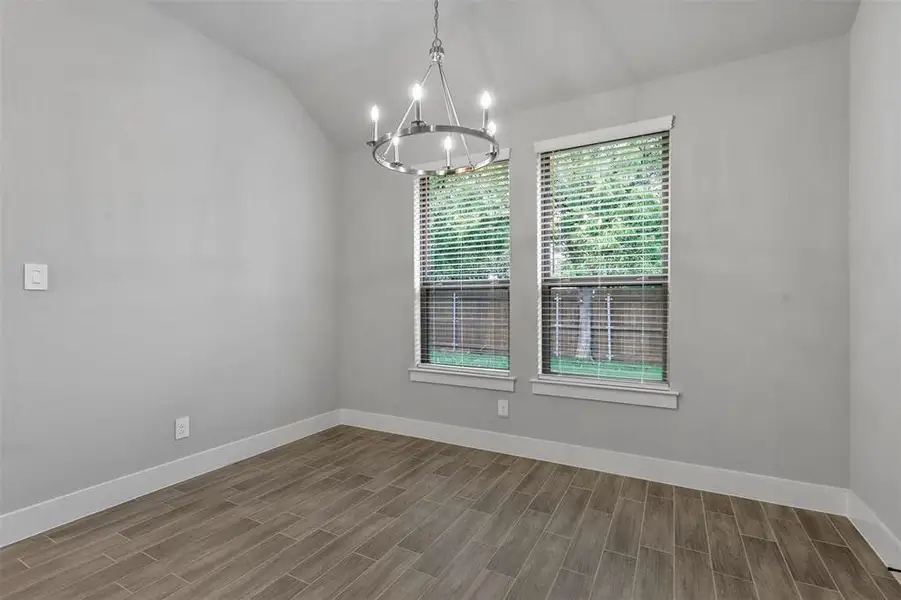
[
  {"left": 438, "top": 66, "right": 456, "bottom": 143},
  {"left": 438, "top": 61, "right": 473, "bottom": 166},
  {"left": 379, "top": 63, "right": 434, "bottom": 161}
]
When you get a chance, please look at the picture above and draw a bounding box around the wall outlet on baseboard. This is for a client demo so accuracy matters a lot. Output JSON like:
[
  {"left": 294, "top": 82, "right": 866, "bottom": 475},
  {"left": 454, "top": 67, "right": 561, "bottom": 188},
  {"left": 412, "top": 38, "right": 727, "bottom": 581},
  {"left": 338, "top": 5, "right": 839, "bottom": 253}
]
[
  {"left": 175, "top": 416, "right": 190, "bottom": 440},
  {"left": 497, "top": 399, "right": 509, "bottom": 418}
]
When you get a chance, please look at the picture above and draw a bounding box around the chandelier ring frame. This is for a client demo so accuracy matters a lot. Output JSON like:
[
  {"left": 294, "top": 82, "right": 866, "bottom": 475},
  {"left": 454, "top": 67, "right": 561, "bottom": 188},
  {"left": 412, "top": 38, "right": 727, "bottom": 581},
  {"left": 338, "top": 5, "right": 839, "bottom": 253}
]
[{"left": 368, "top": 123, "right": 499, "bottom": 176}]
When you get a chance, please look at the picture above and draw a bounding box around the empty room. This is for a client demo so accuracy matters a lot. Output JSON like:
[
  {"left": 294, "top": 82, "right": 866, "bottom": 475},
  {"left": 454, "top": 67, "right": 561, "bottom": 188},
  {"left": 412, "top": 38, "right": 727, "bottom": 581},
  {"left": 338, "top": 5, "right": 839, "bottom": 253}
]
[{"left": 1, "top": 0, "right": 899, "bottom": 598}]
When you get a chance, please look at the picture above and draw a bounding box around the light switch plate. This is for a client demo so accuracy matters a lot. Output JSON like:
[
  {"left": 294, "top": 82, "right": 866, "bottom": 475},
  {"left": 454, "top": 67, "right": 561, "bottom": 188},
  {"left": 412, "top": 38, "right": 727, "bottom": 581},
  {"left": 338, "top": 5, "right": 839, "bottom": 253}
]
[{"left": 24, "top": 264, "right": 48, "bottom": 291}]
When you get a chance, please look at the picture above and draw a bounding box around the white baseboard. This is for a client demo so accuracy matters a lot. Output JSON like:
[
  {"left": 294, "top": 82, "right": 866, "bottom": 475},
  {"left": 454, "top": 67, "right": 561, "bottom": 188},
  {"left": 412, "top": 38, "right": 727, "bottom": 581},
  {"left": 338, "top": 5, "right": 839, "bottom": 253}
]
[
  {"left": 0, "top": 407, "right": 871, "bottom": 554},
  {"left": 339, "top": 409, "right": 849, "bottom": 515},
  {"left": 848, "top": 491, "right": 901, "bottom": 570},
  {"left": 0, "top": 410, "right": 340, "bottom": 548}
]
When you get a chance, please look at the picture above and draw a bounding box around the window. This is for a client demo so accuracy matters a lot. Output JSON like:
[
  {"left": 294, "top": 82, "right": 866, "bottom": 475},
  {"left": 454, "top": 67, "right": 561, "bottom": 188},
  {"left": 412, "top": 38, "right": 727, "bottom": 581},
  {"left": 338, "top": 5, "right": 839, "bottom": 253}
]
[
  {"left": 415, "top": 160, "right": 511, "bottom": 372},
  {"left": 538, "top": 126, "right": 670, "bottom": 386}
]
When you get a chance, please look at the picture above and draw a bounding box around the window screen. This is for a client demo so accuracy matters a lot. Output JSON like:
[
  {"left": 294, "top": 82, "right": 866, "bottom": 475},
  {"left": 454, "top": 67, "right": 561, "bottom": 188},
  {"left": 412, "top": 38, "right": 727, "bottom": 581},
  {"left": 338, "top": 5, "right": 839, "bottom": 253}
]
[
  {"left": 415, "top": 160, "right": 510, "bottom": 371},
  {"left": 539, "top": 132, "right": 670, "bottom": 383}
]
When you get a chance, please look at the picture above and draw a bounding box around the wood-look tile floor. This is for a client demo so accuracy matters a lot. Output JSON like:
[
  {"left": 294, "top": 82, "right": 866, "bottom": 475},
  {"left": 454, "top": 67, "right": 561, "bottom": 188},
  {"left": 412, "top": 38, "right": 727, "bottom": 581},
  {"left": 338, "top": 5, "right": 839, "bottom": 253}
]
[{"left": 2, "top": 426, "right": 899, "bottom": 600}]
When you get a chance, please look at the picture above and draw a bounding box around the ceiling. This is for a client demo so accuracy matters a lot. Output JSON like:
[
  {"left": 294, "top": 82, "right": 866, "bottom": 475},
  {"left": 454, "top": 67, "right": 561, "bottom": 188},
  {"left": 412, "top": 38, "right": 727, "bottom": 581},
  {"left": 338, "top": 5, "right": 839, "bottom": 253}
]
[{"left": 154, "top": 0, "right": 859, "bottom": 149}]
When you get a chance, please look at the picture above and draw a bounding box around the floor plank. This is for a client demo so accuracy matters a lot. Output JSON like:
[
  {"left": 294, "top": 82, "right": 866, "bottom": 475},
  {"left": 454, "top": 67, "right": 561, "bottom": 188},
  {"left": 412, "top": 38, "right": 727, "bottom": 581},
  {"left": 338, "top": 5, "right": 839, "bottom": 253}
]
[
  {"left": 515, "top": 462, "right": 556, "bottom": 496},
  {"left": 675, "top": 495, "right": 708, "bottom": 553},
  {"left": 356, "top": 500, "right": 440, "bottom": 560},
  {"left": 591, "top": 551, "right": 638, "bottom": 600},
  {"left": 742, "top": 535, "right": 799, "bottom": 600},
  {"left": 732, "top": 498, "right": 774, "bottom": 541},
  {"left": 530, "top": 466, "right": 577, "bottom": 514},
  {"left": 620, "top": 478, "right": 649, "bottom": 502},
  {"left": 376, "top": 568, "right": 436, "bottom": 600},
  {"left": 702, "top": 492, "right": 735, "bottom": 516},
  {"left": 561, "top": 508, "right": 611, "bottom": 576},
  {"left": 460, "top": 570, "right": 511, "bottom": 600},
  {"left": 400, "top": 497, "right": 471, "bottom": 553},
  {"left": 290, "top": 513, "right": 395, "bottom": 583},
  {"left": 548, "top": 568, "right": 591, "bottom": 600},
  {"left": 707, "top": 512, "right": 752, "bottom": 581},
  {"left": 249, "top": 575, "right": 307, "bottom": 600},
  {"left": 334, "top": 546, "right": 418, "bottom": 600},
  {"left": 292, "top": 553, "right": 374, "bottom": 600},
  {"left": 813, "top": 541, "right": 884, "bottom": 600},
  {"left": 471, "top": 459, "right": 535, "bottom": 514},
  {"left": 828, "top": 515, "right": 893, "bottom": 580},
  {"left": 641, "top": 495, "right": 675, "bottom": 554},
  {"left": 795, "top": 511, "right": 844, "bottom": 546},
  {"left": 675, "top": 547, "right": 714, "bottom": 600},
  {"left": 421, "top": 541, "right": 496, "bottom": 600},
  {"left": 475, "top": 492, "right": 532, "bottom": 547},
  {"left": 590, "top": 473, "right": 625, "bottom": 513},
  {"left": 634, "top": 546, "right": 674, "bottom": 600},
  {"left": 505, "top": 533, "right": 570, "bottom": 600},
  {"left": 209, "top": 529, "right": 337, "bottom": 599},
  {"left": 715, "top": 572, "right": 759, "bottom": 600},
  {"left": 411, "top": 510, "right": 488, "bottom": 578},
  {"left": 129, "top": 574, "right": 186, "bottom": 600},
  {"left": 874, "top": 576, "right": 901, "bottom": 600},
  {"left": 547, "top": 486, "right": 591, "bottom": 538},
  {"left": 485, "top": 510, "right": 551, "bottom": 578},
  {"left": 768, "top": 518, "right": 835, "bottom": 590},
  {"left": 606, "top": 498, "right": 645, "bottom": 558},
  {"left": 795, "top": 583, "right": 843, "bottom": 600}
]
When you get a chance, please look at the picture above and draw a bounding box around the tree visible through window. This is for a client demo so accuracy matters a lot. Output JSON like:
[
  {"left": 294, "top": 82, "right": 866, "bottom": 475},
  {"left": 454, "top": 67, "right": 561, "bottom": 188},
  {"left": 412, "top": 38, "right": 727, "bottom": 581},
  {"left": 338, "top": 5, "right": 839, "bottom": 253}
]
[
  {"left": 415, "top": 160, "right": 510, "bottom": 370},
  {"left": 539, "top": 132, "right": 670, "bottom": 383}
]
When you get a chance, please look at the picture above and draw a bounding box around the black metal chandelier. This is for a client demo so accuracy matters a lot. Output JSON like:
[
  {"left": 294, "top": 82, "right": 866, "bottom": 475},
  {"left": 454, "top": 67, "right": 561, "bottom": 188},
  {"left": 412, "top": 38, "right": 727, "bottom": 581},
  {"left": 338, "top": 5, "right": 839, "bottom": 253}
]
[{"left": 366, "top": 0, "right": 499, "bottom": 176}]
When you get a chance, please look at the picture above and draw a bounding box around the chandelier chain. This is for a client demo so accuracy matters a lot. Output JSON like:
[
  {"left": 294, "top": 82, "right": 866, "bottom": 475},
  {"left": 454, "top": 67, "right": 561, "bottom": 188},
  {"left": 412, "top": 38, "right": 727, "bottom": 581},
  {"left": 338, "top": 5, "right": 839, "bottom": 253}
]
[{"left": 431, "top": 0, "right": 442, "bottom": 50}]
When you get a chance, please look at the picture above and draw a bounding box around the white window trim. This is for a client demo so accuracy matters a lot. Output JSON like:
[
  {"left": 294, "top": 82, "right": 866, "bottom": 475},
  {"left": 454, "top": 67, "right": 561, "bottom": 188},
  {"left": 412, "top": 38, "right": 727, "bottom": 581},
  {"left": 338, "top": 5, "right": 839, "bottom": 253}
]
[
  {"left": 535, "top": 117, "right": 676, "bottom": 401},
  {"left": 534, "top": 115, "right": 674, "bottom": 154},
  {"left": 410, "top": 365, "right": 516, "bottom": 392},
  {"left": 531, "top": 375, "right": 678, "bottom": 409},
  {"left": 412, "top": 153, "right": 513, "bottom": 390}
]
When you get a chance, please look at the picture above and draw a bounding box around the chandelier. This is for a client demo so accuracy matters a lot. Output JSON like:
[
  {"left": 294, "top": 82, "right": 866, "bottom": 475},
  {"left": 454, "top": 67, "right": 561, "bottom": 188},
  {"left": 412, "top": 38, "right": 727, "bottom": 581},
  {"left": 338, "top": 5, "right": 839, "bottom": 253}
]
[{"left": 366, "top": 0, "right": 499, "bottom": 176}]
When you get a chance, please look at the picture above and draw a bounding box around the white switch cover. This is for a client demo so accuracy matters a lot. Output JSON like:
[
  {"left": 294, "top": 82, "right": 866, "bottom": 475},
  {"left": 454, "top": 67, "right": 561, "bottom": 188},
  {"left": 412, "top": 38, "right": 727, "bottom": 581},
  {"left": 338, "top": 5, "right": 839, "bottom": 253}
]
[
  {"left": 497, "top": 399, "right": 509, "bottom": 418},
  {"left": 24, "top": 264, "right": 48, "bottom": 291},
  {"left": 175, "top": 416, "right": 190, "bottom": 440}
]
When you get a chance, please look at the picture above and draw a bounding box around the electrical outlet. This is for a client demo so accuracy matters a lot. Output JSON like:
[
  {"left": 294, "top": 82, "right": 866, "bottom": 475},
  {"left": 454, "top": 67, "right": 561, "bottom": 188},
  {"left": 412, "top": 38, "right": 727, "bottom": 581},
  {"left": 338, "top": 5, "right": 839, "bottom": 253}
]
[
  {"left": 175, "top": 416, "right": 190, "bottom": 440},
  {"left": 497, "top": 399, "right": 509, "bottom": 418}
]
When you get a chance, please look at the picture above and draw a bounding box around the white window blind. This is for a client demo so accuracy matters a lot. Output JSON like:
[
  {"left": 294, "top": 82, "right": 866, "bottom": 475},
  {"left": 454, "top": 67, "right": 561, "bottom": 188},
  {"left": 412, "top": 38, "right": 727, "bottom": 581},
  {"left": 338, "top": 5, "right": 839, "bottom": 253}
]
[
  {"left": 538, "top": 131, "right": 670, "bottom": 384},
  {"left": 415, "top": 160, "right": 510, "bottom": 371}
]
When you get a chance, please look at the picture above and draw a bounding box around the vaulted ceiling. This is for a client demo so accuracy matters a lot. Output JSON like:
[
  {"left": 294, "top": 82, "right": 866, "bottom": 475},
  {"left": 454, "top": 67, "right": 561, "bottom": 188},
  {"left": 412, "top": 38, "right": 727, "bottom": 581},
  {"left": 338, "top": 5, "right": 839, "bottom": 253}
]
[{"left": 154, "top": 0, "right": 859, "bottom": 149}]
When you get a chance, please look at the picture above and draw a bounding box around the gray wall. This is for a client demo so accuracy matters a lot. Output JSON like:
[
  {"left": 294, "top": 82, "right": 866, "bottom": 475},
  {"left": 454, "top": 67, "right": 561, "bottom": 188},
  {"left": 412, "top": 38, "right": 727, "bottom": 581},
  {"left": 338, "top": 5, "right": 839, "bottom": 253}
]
[
  {"left": 1, "top": 1, "right": 338, "bottom": 512},
  {"left": 339, "top": 36, "right": 850, "bottom": 487},
  {"left": 849, "top": 2, "right": 901, "bottom": 540}
]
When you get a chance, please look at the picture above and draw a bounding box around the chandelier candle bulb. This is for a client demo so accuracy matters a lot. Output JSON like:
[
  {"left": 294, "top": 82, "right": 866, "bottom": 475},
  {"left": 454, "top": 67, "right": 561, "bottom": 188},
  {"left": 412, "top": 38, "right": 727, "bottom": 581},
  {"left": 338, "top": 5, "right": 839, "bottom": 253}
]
[
  {"left": 412, "top": 83, "right": 424, "bottom": 124},
  {"left": 444, "top": 136, "right": 453, "bottom": 168},
  {"left": 392, "top": 136, "right": 400, "bottom": 165},
  {"left": 480, "top": 91, "right": 492, "bottom": 130},
  {"left": 370, "top": 105, "right": 379, "bottom": 142}
]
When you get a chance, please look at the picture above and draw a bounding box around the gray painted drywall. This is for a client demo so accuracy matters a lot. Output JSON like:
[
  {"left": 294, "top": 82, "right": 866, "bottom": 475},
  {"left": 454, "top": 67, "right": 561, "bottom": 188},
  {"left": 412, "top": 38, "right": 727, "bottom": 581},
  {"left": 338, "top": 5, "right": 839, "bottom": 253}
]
[
  {"left": 849, "top": 2, "right": 901, "bottom": 540},
  {"left": 339, "top": 36, "right": 850, "bottom": 487},
  {"left": 1, "top": 1, "right": 338, "bottom": 513}
]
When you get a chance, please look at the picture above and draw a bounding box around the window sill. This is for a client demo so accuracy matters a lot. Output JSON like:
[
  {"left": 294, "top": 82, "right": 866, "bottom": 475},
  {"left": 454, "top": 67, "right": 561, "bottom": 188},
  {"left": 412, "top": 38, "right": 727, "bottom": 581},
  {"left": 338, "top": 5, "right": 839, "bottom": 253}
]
[
  {"left": 530, "top": 375, "right": 678, "bottom": 409},
  {"left": 410, "top": 366, "right": 516, "bottom": 392}
]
